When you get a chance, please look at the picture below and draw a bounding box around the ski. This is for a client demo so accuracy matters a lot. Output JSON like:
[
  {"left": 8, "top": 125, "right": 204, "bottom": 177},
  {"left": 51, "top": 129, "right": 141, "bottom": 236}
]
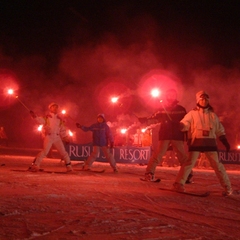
[
  {"left": 11, "top": 169, "right": 105, "bottom": 174},
  {"left": 232, "top": 190, "right": 240, "bottom": 196},
  {"left": 11, "top": 169, "right": 78, "bottom": 174},
  {"left": 74, "top": 169, "right": 105, "bottom": 173},
  {"left": 11, "top": 169, "right": 45, "bottom": 172},
  {"left": 140, "top": 178, "right": 161, "bottom": 183},
  {"left": 159, "top": 187, "right": 210, "bottom": 197},
  {"left": 41, "top": 170, "right": 79, "bottom": 174}
]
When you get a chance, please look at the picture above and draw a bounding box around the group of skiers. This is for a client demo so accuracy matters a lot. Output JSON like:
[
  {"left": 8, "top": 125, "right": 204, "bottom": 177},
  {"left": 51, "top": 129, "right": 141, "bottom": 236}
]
[
  {"left": 29, "top": 105, "right": 117, "bottom": 173},
  {"left": 28, "top": 89, "right": 233, "bottom": 196},
  {"left": 141, "top": 89, "right": 232, "bottom": 196}
]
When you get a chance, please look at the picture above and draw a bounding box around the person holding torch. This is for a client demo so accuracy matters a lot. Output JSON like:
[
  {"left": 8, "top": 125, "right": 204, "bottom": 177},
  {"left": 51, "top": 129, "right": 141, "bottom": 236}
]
[
  {"left": 28, "top": 102, "right": 73, "bottom": 172},
  {"left": 139, "top": 89, "right": 193, "bottom": 183},
  {"left": 76, "top": 113, "right": 118, "bottom": 172}
]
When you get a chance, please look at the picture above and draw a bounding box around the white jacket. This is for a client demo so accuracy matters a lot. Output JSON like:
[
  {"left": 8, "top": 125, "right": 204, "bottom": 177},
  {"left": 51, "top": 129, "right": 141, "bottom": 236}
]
[
  {"left": 180, "top": 107, "right": 225, "bottom": 148},
  {"left": 35, "top": 113, "right": 67, "bottom": 138}
]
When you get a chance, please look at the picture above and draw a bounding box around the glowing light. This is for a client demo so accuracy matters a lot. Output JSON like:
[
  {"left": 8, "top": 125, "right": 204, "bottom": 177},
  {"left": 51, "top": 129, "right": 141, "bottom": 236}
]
[
  {"left": 38, "top": 125, "right": 43, "bottom": 132},
  {"left": 60, "top": 109, "right": 74, "bottom": 121},
  {"left": 237, "top": 145, "right": 240, "bottom": 150},
  {"left": 68, "top": 130, "right": 73, "bottom": 136},
  {"left": 151, "top": 88, "right": 160, "bottom": 98},
  {"left": 120, "top": 128, "right": 127, "bottom": 134},
  {"left": 111, "top": 97, "right": 119, "bottom": 103},
  {"left": 141, "top": 128, "right": 146, "bottom": 133},
  {"left": 7, "top": 89, "right": 14, "bottom": 95}
]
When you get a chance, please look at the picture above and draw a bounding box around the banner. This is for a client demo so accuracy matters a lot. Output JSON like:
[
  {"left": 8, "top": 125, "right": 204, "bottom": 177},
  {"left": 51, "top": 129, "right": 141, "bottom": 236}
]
[
  {"left": 219, "top": 150, "right": 240, "bottom": 164},
  {"left": 66, "top": 143, "right": 240, "bottom": 164},
  {"left": 65, "top": 143, "right": 151, "bottom": 164}
]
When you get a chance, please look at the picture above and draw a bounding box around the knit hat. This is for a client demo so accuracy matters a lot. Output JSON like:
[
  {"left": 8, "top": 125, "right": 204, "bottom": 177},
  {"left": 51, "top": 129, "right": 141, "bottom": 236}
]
[
  {"left": 97, "top": 113, "right": 105, "bottom": 120},
  {"left": 196, "top": 91, "right": 209, "bottom": 103},
  {"left": 48, "top": 102, "right": 58, "bottom": 109}
]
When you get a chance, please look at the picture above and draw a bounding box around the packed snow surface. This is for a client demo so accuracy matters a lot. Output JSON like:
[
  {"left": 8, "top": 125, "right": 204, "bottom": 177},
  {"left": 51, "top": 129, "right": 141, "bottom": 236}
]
[{"left": 0, "top": 151, "right": 240, "bottom": 240}]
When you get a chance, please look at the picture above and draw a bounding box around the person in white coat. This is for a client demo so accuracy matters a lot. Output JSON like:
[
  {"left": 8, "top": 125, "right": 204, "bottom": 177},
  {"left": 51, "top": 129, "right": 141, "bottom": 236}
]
[
  {"left": 28, "top": 102, "right": 73, "bottom": 172},
  {"left": 173, "top": 91, "right": 232, "bottom": 196}
]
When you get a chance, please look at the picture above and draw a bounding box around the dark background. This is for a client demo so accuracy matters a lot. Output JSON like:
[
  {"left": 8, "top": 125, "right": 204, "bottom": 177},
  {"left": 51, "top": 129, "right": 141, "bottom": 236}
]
[{"left": 1, "top": 0, "right": 240, "bottom": 148}]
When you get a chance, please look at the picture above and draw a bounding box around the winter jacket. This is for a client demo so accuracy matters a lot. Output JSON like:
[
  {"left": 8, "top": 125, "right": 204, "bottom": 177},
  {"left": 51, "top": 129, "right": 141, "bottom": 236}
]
[
  {"left": 180, "top": 106, "right": 226, "bottom": 151},
  {"left": 151, "top": 101, "right": 187, "bottom": 141},
  {"left": 34, "top": 113, "right": 67, "bottom": 138},
  {"left": 81, "top": 122, "right": 114, "bottom": 147}
]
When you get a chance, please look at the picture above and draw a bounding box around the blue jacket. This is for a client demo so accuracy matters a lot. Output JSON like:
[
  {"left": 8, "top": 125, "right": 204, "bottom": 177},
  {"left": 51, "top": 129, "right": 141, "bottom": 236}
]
[{"left": 81, "top": 122, "right": 114, "bottom": 146}]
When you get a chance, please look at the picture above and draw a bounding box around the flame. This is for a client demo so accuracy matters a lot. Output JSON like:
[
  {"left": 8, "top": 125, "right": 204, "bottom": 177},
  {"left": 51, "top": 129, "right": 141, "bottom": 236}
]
[
  {"left": 7, "top": 89, "right": 14, "bottom": 95},
  {"left": 38, "top": 125, "right": 43, "bottom": 132},
  {"left": 151, "top": 88, "right": 160, "bottom": 98},
  {"left": 120, "top": 128, "right": 127, "bottom": 134},
  {"left": 111, "top": 97, "right": 119, "bottom": 103}
]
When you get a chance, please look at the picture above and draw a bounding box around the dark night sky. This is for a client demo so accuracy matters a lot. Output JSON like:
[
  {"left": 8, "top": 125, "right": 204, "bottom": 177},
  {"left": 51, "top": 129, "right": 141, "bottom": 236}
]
[
  {"left": 1, "top": 1, "right": 239, "bottom": 66},
  {"left": 1, "top": 0, "right": 240, "bottom": 147}
]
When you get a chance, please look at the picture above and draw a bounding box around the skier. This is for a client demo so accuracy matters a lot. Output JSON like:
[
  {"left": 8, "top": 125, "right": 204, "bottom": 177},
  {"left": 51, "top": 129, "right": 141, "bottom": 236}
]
[
  {"left": 76, "top": 113, "right": 118, "bottom": 172},
  {"left": 139, "top": 89, "right": 193, "bottom": 182},
  {"left": 28, "top": 102, "right": 73, "bottom": 172},
  {"left": 173, "top": 90, "right": 232, "bottom": 196}
]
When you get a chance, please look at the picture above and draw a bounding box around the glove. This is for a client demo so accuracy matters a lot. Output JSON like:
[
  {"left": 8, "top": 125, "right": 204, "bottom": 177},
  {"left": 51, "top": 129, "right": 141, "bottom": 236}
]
[
  {"left": 62, "top": 136, "right": 70, "bottom": 145},
  {"left": 29, "top": 110, "right": 37, "bottom": 118},
  {"left": 110, "top": 142, "right": 114, "bottom": 149},
  {"left": 138, "top": 117, "right": 147, "bottom": 124},
  {"left": 76, "top": 123, "right": 82, "bottom": 128},
  {"left": 179, "top": 122, "right": 185, "bottom": 131},
  {"left": 219, "top": 135, "right": 230, "bottom": 152}
]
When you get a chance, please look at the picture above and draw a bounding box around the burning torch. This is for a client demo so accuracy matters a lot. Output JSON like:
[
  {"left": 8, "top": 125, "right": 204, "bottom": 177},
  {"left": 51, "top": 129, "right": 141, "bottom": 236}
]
[
  {"left": 151, "top": 88, "right": 172, "bottom": 121},
  {"left": 7, "top": 89, "right": 31, "bottom": 111},
  {"left": 159, "top": 100, "right": 172, "bottom": 121},
  {"left": 61, "top": 109, "right": 75, "bottom": 122},
  {"left": 111, "top": 96, "right": 123, "bottom": 107}
]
